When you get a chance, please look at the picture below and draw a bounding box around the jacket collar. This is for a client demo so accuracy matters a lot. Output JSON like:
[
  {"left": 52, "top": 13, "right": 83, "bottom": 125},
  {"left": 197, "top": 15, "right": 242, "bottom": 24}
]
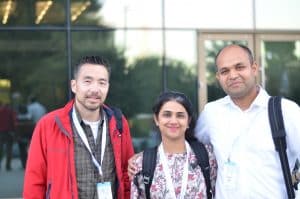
[{"left": 55, "top": 100, "right": 115, "bottom": 138}]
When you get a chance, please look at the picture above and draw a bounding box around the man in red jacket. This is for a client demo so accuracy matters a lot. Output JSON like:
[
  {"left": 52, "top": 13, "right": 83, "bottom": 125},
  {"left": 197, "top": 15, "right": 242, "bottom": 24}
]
[{"left": 23, "top": 56, "right": 135, "bottom": 199}]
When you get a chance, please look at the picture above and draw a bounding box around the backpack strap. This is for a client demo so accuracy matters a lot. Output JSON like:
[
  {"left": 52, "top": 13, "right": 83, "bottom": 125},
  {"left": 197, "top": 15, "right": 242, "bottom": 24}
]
[
  {"left": 142, "top": 146, "right": 158, "bottom": 199},
  {"left": 188, "top": 140, "right": 212, "bottom": 199},
  {"left": 110, "top": 106, "right": 123, "bottom": 133},
  {"left": 268, "top": 96, "right": 295, "bottom": 199}
]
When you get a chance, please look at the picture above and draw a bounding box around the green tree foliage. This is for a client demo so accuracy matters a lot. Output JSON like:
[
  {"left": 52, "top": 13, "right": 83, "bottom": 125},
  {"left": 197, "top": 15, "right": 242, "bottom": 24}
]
[
  {"left": 125, "top": 56, "right": 162, "bottom": 116},
  {"left": 0, "top": 31, "right": 68, "bottom": 110},
  {"left": 166, "top": 59, "right": 198, "bottom": 112}
]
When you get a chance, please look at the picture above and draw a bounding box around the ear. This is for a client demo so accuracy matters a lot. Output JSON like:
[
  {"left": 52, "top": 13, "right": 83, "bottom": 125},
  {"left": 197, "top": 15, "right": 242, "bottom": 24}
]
[
  {"left": 216, "top": 71, "right": 220, "bottom": 82},
  {"left": 153, "top": 115, "right": 159, "bottom": 126},
  {"left": 71, "top": 79, "right": 76, "bottom": 94},
  {"left": 185, "top": 119, "right": 191, "bottom": 130},
  {"left": 188, "top": 117, "right": 192, "bottom": 126},
  {"left": 251, "top": 61, "right": 259, "bottom": 75}
]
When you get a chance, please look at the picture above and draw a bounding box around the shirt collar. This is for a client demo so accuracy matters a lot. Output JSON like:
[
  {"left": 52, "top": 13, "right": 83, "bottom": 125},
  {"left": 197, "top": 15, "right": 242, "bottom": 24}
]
[
  {"left": 221, "top": 86, "right": 270, "bottom": 111},
  {"left": 74, "top": 106, "right": 105, "bottom": 126},
  {"left": 250, "top": 86, "right": 270, "bottom": 109}
]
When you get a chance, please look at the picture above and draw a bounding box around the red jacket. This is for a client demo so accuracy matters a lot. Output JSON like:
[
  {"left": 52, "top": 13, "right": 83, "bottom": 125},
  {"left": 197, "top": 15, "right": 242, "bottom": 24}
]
[{"left": 23, "top": 100, "right": 134, "bottom": 199}]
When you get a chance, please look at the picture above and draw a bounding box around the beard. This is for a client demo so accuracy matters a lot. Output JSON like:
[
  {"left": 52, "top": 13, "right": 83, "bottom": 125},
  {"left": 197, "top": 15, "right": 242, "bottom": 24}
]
[
  {"left": 76, "top": 95, "right": 103, "bottom": 112},
  {"left": 225, "top": 80, "right": 256, "bottom": 99}
]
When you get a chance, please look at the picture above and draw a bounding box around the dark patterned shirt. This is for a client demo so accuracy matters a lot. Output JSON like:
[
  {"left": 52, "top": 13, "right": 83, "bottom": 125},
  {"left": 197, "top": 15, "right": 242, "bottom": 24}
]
[{"left": 72, "top": 108, "right": 116, "bottom": 199}]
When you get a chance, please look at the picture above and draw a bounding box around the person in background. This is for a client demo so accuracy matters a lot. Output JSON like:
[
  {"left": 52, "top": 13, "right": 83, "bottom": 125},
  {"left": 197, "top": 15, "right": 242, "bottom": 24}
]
[
  {"left": 27, "top": 95, "right": 46, "bottom": 124},
  {"left": 195, "top": 44, "right": 300, "bottom": 199},
  {"left": 0, "top": 101, "right": 16, "bottom": 171},
  {"left": 24, "top": 56, "right": 135, "bottom": 199},
  {"left": 130, "top": 91, "right": 217, "bottom": 198},
  {"left": 15, "top": 104, "right": 34, "bottom": 169}
]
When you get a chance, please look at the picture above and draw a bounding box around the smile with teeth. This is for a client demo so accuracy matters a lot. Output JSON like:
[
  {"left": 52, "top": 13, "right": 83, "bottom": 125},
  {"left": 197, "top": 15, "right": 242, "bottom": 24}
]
[{"left": 168, "top": 126, "right": 179, "bottom": 132}]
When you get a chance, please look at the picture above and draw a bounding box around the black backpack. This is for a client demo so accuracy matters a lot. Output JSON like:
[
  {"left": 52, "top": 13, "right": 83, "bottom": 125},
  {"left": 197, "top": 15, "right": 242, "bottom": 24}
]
[
  {"left": 110, "top": 106, "right": 123, "bottom": 133},
  {"left": 141, "top": 140, "right": 212, "bottom": 199}
]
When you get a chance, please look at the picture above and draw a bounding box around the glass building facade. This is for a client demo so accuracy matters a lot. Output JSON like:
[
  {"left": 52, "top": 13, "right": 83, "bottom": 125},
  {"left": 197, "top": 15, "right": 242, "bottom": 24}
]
[{"left": 0, "top": 0, "right": 300, "bottom": 197}]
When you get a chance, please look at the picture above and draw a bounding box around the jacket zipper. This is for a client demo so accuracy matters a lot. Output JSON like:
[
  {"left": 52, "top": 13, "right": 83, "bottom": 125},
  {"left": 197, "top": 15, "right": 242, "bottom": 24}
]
[{"left": 46, "top": 182, "right": 52, "bottom": 199}]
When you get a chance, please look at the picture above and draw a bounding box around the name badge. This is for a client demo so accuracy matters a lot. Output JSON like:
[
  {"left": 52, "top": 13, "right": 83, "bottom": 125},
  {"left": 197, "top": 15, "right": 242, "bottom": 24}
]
[
  {"left": 97, "top": 182, "right": 112, "bottom": 199},
  {"left": 223, "top": 160, "right": 238, "bottom": 190}
]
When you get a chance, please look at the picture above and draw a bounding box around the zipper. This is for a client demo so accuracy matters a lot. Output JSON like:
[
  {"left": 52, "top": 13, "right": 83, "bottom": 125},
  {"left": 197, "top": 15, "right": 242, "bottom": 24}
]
[{"left": 46, "top": 182, "right": 52, "bottom": 199}]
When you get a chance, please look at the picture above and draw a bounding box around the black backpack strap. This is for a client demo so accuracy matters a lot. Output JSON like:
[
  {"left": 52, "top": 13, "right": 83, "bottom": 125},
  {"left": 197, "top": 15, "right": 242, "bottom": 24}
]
[
  {"left": 110, "top": 106, "right": 123, "bottom": 133},
  {"left": 188, "top": 140, "right": 212, "bottom": 199},
  {"left": 268, "top": 96, "right": 295, "bottom": 199},
  {"left": 142, "top": 146, "right": 158, "bottom": 199}
]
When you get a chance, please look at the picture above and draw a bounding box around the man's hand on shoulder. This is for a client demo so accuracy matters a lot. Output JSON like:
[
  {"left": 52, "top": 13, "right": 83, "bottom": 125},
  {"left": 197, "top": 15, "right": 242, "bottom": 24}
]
[{"left": 127, "top": 153, "right": 139, "bottom": 181}]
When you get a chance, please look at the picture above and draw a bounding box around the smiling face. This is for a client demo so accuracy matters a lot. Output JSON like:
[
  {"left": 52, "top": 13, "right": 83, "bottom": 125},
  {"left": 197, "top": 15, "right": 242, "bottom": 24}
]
[
  {"left": 154, "top": 100, "right": 190, "bottom": 142},
  {"left": 71, "top": 63, "right": 109, "bottom": 114},
  {"left": 216, "top": 45, "right": 258, "bottom": 100}
]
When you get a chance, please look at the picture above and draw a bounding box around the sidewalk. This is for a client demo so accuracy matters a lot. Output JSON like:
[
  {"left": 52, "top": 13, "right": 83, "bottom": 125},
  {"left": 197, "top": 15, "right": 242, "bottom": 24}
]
[{"left": 0, "top": 158, "right": 24, "bottom": 199}]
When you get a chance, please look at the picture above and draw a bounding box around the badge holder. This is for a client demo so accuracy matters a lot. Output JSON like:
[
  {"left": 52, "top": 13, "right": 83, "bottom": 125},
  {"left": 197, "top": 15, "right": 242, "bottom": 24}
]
[
  {"left": 223, "top": 160, "right": 239, "bottom": 191},
  {"left": 97, "top": 182, "right": 113, "bottom": 199}
]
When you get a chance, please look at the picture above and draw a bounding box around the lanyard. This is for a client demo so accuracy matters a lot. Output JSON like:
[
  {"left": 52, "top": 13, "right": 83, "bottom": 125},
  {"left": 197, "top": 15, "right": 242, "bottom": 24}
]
[
  {"left": 72, "top": 107, "right": 107, "bottom": 176},
  {"left": 158, "top": 141, "right": 190, "bottom": 199}
]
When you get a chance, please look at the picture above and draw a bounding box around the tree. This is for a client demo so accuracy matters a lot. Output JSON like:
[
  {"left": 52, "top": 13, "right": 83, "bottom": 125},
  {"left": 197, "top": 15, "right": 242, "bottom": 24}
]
[{"left": 264, "top": 42, "right": 300, "bottom": 105}]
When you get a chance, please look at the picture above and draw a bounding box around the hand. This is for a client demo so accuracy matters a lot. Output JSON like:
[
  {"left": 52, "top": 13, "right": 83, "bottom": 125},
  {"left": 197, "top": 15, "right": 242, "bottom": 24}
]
[{"left": 128, "top": 154, "right": 139, "bottom": 181}]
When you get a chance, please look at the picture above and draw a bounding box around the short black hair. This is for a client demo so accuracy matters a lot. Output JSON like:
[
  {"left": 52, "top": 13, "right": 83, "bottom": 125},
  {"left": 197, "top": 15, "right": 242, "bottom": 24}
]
[
  {"left": 152, "top": 90, "right": 197, "bottom": 141},
  {"left": 215, "top": 44, "right": 254, "bottom": 66},
  {"left": 73, "top": 56, "right": 111, "bottom": 79},
  {"left": 29, "top": 95, "right": 37, "bottom": 103}
]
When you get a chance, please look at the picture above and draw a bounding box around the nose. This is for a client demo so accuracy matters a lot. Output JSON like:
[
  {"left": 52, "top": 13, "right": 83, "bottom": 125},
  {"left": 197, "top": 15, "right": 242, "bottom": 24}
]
[
  {"left": 89, "top": 81, "right": 101, "bottom": 93},
  {"left": 169, "top": 115, "right": 179, "bottom": 124},
  {"left": 229, "top": 69, "right": 239, "bottom": 80}
]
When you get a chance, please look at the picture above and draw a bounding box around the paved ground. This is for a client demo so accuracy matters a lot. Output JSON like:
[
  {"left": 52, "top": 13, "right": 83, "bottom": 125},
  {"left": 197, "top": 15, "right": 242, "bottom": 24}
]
[{"left": 0, "top": 158, "right": 24, "bottom": 199}]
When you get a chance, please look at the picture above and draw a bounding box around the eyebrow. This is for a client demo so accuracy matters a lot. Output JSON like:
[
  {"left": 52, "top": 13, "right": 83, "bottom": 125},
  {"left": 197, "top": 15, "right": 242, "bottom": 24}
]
[
  {"left": 80, "top": 76, "right": 92, "bottom": 81},
  {"left": 235, "top": 62, "right": 245, "bottom": 67},
  {"left": 162, "top": 110, "right": 186, "bottom": 114},
  {"left": 98, "top": 78, "right": 108, "bottom": 81},
  {"left": 82, "top": 76, "right": 108, "bottom": 81},
  {"left": 219, "top": 62, "right": 244, "bottom": 69}
]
